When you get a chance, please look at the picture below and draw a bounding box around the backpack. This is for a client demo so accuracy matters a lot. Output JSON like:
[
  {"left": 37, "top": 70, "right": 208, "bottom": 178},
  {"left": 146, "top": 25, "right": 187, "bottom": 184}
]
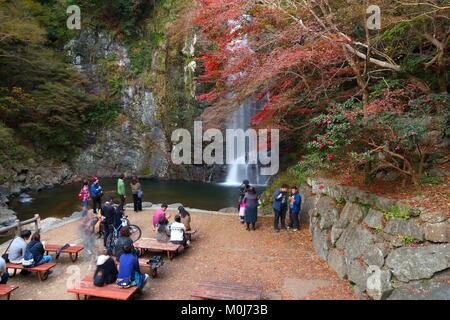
[
  {"left": 78, "top": 188, "right": 84, "bottom": 201},
  {"left": 22, "top": 250, "right": 35, "bottom": 267}
]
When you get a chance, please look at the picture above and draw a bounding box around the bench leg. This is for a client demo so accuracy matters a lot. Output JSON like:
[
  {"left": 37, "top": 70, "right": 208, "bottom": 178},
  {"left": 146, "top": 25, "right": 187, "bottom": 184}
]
[
  {"left": 6, "top": 293, "right": 11, "bottom": 300},
  {"left": 70, "top": 253, "right": 78, "bottom": 262},
  {"left": 37, "top": 271, "right": 49, "bottom": 281}
]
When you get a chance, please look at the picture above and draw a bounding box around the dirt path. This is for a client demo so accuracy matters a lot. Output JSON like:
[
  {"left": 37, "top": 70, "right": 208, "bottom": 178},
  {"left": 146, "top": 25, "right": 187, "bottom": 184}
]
[{"left": 6, "top": 208, "right": 356, "bottom": 300}]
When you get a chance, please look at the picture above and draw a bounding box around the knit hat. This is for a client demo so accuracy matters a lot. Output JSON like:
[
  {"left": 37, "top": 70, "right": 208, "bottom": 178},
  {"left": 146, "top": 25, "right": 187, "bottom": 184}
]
[
  {"left": 92, "top": 176, "right": 98, "bottom": 182},
  {"left": 96, "top": 255, "right": 110, "bottom": 266}
]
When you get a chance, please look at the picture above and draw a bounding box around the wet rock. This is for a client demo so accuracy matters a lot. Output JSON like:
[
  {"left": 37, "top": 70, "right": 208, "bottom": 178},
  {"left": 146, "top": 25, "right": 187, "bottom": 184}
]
[
  {"left": 385, "top": 244, "right": 450, "bottom": 282},
  {"left": 0, "top": 205, "right": 17, "bottom": 226},
  {"left": 384, "top": 218, "right": 424, "bottom": 241},
  {"left": 327, "top": 249, "right": 347, "bottom": 278},
  {"left": 363, "top": 209, "right": 384, "bottom": 229},
  {"left": 366, "top": 267, "right": 393, "bottom": 300},
  {"left": 423, "top": 221, "right": 449, "bottom": 243}
]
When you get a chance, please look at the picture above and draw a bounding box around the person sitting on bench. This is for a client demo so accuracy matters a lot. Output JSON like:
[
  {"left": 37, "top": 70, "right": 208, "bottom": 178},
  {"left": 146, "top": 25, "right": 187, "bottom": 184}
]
[
  {"left": 170, "top": 214, "right": 189, "bottom": 247},
  {"left": 114, "top": 226, "right": 136, "bottom": 262},
  {"left": 26, "top": 233, "right": 52, "bottom": 266},
  {"left": 6, "top": 230, "right": 32, "bottom": 265},
  {"left": 0, "top": 256, "right": 8, "bottom": 284},
  {"left": 156, "top": 215, "right": 171, "bottom": 243},
  {"left": 153, "top": 203, "right": 170, "bottom": 229},
  {"left": 93, "top": 255, "right": 118, "bottom": 287},
  {"left": 117, "top": 244, "right": 149, "bottom": 291}
]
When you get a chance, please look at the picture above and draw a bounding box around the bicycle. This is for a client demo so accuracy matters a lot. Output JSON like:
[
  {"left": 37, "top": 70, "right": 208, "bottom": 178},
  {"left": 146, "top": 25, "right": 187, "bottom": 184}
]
[{"left": 105, "top": 215, "right": 142, "bottom": 255}]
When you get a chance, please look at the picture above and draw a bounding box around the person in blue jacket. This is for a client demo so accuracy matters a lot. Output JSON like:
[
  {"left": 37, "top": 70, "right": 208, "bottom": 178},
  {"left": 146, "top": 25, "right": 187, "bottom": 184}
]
[
  {"left": 91, "top": 176, "right": 103, "bottom": 214},
  {"left": 272, "top": 184, "right": 289, "bottom": 232},
  {"left": 288, "top": 186, "right": 302, "bottom": 231},
  {"left": 117, "top": 244, "right": 149, "bottom": 291}
]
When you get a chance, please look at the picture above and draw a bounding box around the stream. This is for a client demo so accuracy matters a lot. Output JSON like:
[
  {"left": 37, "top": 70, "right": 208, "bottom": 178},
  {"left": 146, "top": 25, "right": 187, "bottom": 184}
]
[{"left": 10, "top": 179, "right": 266, "bottom": 221}]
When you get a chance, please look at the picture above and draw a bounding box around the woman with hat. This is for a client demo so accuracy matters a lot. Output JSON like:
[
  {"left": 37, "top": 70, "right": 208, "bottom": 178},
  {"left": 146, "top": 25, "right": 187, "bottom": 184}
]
[{"left": 93, "top": 255, "right": 118, "bottom": 287}]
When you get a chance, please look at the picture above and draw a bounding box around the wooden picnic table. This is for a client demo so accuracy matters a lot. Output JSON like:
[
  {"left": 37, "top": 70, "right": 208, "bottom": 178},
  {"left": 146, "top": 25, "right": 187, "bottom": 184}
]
[
  {"left": 134, "top": 238, "right": 181, "bottom": 260},
  {"left": 0, "top": 284, "right": 19, "bottom": 300},
  {"left": 191, "top": 280, "right": 262, "bottom": 300},
  {"left": 6, "top": 262, "right": 56, "bottom": 281},
  {"left": 67, "top": 275, "right": 138, "bottom": 300},
  {"left": 44, "top": 244, "right": 84, "bottom": 262}
]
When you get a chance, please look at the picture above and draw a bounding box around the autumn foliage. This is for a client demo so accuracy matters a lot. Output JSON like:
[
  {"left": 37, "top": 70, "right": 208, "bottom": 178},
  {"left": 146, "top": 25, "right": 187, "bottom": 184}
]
[{"left": 192, "top": 0, "right": 449, "bottom": 185}]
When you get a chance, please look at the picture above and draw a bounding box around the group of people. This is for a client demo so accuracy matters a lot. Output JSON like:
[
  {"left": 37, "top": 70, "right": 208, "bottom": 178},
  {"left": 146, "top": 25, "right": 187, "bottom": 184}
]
[
  {"left": 1, "top": 230, "right": 54, "bottom": 285},
  {"left": 78, "top": 174, "right": 144, "bottom": 216},
  {"left": 237, "top": 180, "right": 302, "bottom": 233},
  {"left": 153, "top": 204, "right": 192, "bottom": 247},
  {"left": 90, "top": 204, "right": 193, "bottom": 291}
]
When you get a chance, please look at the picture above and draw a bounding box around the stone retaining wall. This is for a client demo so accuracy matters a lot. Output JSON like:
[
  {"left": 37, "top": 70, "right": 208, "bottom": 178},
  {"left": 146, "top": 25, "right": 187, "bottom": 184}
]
[{"left": 303, "top": 177, "right": 449, "bottom": 300}]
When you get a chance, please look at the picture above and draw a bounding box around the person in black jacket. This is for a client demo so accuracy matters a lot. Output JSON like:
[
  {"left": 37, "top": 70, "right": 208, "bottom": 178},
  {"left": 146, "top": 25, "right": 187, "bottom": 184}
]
[
  {"left": 93, "top": 255, "right": 118, "bottom": 287},
  {"left": 101, "top": 195, "right": 117, "bottom": 248},
  {"left": 114, "top": 226, "right": 135, "bottom": 262},
  {"left": 26, "top": 233, "right": 52, "bottom": 266}
]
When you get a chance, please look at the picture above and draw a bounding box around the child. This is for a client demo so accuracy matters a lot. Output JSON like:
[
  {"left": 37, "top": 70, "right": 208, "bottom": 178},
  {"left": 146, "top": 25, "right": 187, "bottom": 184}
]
[{"left": 239, "top": 199, "right": 246, "bottom": 224}]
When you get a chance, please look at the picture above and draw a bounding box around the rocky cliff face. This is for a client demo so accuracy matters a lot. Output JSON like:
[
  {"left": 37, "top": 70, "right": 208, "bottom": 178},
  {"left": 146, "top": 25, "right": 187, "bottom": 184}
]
[{"left": 65, "top": 29, "right": 170, "bottom": 178}]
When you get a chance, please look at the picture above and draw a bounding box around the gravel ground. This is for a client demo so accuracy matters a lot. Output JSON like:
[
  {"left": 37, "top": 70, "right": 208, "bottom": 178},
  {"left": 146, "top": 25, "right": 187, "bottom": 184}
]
[{"left": 4, "top": 208, "right": 356, "bottom": 300}]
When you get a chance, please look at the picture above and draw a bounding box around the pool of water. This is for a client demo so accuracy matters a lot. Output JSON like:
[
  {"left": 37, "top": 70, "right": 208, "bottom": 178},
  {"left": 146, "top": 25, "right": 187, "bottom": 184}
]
[{"left": 9, "top": 179, "right": 266, "bottom": 221}]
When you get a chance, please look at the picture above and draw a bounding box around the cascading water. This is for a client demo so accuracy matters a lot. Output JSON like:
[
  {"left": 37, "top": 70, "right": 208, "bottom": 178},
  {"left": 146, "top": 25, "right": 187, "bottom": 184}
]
[{"left": 223, "top": 97, "right": 270, "bottom": 186}]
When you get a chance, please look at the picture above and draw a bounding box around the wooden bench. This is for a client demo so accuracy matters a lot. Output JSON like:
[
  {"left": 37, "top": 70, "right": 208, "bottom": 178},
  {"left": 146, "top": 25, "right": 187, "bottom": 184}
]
[
  {"left": 67, "top": 275, "right": 138, "bottom": 300},
  {"left": 0, "top": 284, "right": 19, "bottom": 300},
  {"left": 44, "top": 244, "right": 84, "bottom": 262},
  {"left": 134, "top": 238, "right": 181, "bottom": 260},
  {"left": 191, "top": 280, "right": 262, "bottom": 300},
  {"left": 6, "top": 263, "right": 56, "bottom": 281}
]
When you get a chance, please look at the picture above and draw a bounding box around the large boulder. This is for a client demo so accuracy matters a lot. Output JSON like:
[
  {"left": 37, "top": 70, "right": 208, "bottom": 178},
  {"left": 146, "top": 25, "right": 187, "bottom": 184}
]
[
  {"left": 366, "top": 267, "right": 393, "bottom": 300},
  {"left": 0, "top": 206, "right": 17, "bottom": 226},
  {"left": 423, "top": 221, "right": 449, "bottom": 243},
  {"left": 363, "top": 209, "right": 384, "bottom": 229},
  {"left": 312, "top": 224, "right": 330, "bottom": 261},
  {"left": 335, "top": 202, "right": 367, "bottom": 229},
  {"left": 385, "top": 244, "right": 450, "bottom": 282},
  {"left": 336, "top": 224, "right": 378, "bottom": 261},
  {"left": 347, "top": 259, "right": 369, "bottom": 291},
  {"left": 362, "top": 243, "right": 387, "bottom": 267},
  {"left": 315, "top": 196, "right": 339, "bottom": 230},
  {"left": 420, "top": 211, "right": 448, "bottom": 223},
  {"left": 384, "top": 218, "right": 424, "bottom": 241},
  {"left": 327, "top": 249, "right": 347, "bottom": 279}
]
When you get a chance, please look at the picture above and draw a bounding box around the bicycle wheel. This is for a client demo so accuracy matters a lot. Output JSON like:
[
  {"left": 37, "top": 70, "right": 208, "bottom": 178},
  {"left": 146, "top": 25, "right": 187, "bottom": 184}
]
[
  {"left": 129, "top": 224, "right": 142, "bottom": 242},
  {"left": 106, "top": 232, "right": 115, "bottom": 255}
]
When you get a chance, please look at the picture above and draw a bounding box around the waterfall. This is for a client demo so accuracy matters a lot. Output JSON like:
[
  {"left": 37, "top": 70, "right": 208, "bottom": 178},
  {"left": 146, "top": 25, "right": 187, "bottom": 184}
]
[{"left": 223, "top": 97, "right": 269, "bottom": 186}]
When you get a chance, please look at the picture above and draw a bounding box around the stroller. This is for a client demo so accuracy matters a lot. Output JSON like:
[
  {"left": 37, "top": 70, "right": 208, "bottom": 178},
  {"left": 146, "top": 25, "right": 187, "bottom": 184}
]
[{"left": 147, "top": 256, "right": 164, "bottom": 278}]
